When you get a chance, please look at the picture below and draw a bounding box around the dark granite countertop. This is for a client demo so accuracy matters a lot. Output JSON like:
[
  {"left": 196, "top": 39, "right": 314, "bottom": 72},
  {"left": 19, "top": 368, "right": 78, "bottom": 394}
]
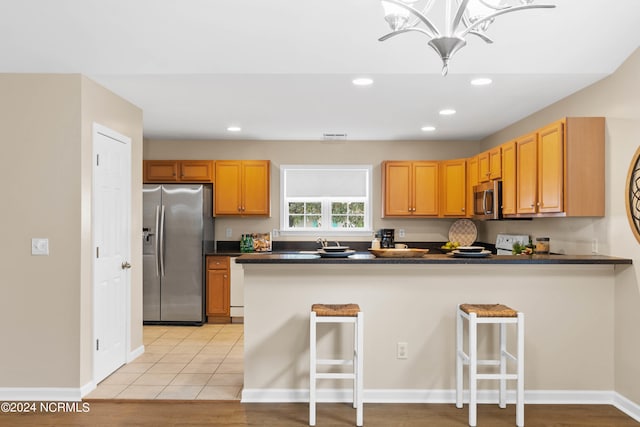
[
  {"left": 235, "top": 252, "right": 631, "bottom": 265},
  {"left": 208, "top": 240, "right": 631, "bottom": 265}
]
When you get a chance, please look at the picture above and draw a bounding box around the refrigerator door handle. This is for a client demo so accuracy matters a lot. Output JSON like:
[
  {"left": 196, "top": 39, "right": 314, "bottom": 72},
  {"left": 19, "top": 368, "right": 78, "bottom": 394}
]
[
  {"left": 159, "top": 204, "right": 166, "bottom": 277},
  {"left": 154, "top": 205, "right": 160, "bottom": 277}
]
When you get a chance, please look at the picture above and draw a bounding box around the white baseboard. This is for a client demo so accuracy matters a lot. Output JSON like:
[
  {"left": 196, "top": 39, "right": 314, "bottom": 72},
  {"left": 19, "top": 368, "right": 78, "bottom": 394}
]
[
  {"left": 0, "top": 387, "right": 84, "bottom": 401},
  {"left": 128, "top": 344, "right": 145, "bottom": 362},
  {"left": 614, "top": 392, "right": 640, "bottom": 422},
  {"left": 241, "top": 388, "right": 640, "bottom": 421}
]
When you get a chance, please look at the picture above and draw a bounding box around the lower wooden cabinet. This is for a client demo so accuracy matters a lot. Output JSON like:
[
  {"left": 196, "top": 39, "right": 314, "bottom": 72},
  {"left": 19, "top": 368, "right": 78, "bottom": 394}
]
[{"left": 206, "top": 256, "right": 230, "bottom": 323}]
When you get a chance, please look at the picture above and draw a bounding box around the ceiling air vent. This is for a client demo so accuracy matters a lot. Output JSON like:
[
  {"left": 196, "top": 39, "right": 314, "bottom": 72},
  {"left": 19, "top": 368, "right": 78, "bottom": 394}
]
[{"left": 322, "top": 133, "right": 347, "bottom": 143}]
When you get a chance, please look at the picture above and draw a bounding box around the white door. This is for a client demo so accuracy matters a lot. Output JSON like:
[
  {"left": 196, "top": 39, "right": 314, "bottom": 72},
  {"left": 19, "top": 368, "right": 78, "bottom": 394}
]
[{"left": 93, "top": 123, "right": 131, "bottom": 384}]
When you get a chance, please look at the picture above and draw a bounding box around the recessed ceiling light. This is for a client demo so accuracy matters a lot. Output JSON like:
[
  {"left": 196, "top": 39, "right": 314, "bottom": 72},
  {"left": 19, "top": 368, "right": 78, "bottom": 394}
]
[
  {"left": 471, "top": 77, "right": 493, "bottom": 86},
  {"left": 421, "top": 126, "right": 436, "bottom": 132},
  {"left": 352, "top": 77, "right": 373, "bottom": 86},
  {"left": 227, "top": 126, "right": 242, "bottom": 132},
  {"left": 439, "top": 109, "right": 456, "bottom": 116}
]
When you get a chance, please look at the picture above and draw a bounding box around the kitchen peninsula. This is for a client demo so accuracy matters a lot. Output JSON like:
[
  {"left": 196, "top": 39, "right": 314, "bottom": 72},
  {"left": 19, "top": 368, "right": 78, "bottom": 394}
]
[{"left": 237, "top": 253, "right": 631, "bottom": 404}]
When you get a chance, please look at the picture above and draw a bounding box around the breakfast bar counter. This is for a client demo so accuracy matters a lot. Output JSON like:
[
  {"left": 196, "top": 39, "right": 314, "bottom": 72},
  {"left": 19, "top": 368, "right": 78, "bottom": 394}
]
[
  {"left": 238, "top": 253, "right": 631, "bottom": 404},
  {"left": 236, "top": 252, "right": 631, "bottom": 265}
]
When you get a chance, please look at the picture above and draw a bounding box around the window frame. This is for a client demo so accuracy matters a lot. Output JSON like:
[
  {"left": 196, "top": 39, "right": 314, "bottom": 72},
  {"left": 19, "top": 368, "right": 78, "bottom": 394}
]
[{"left": 279, "top": 164, "right": 373, "bottom": 236}]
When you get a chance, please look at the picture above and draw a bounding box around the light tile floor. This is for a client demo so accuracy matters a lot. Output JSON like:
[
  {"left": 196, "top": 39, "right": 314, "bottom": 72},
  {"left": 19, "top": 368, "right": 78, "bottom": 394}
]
[{"left": 86, "top": 323, "right": 244, "bottom": 400}]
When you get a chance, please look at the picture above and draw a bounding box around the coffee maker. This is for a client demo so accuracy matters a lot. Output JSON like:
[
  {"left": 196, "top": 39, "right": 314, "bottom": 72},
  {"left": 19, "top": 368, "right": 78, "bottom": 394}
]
[{"left": 377, "top": 229, "right": 395, "bottom": 248}]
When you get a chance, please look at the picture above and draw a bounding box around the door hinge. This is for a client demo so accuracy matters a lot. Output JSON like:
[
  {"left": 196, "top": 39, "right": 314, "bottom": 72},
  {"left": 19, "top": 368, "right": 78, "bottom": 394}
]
[
  {"left": 96, "top": 339, "right": 100, "bottom": 351},
  {"left": 96, "top": 247, "right": 100, "bottom": 258},
  {"left": 96, "top": 154, "right": 100, "bottom": 166}
]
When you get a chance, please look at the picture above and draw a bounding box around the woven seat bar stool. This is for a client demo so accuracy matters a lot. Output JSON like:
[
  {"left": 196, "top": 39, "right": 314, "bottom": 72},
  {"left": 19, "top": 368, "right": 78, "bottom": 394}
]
[
  {"left": 456, "top": 303, "right": 525, "bottom": 427},
  {"left": 310, "top": 303, "right": 364, "bottom": 426}
]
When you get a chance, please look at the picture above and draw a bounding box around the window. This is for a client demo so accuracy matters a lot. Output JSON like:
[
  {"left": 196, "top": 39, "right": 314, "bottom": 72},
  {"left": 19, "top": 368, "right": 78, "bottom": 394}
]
[{"left": 280, "top": 165, "right": 372, "bottom": 234}]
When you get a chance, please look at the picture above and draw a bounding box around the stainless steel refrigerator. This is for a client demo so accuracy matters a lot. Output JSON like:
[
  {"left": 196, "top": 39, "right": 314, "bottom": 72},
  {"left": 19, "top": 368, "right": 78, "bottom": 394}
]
[{"left": 143, "top": 184, "right": 214, "bottom": 324}]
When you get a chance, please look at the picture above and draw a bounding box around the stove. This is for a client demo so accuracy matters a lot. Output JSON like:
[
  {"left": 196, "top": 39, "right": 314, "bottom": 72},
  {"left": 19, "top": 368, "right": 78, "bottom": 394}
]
[{"left": 495, "top": 234, "right": 530, "bottom": 255}]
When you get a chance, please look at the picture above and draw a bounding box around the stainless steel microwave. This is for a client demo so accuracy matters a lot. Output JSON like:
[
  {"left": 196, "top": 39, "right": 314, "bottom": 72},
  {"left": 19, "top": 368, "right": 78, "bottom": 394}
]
[{"left": 473, "top": 180, "right": 502, "bottom": 220}]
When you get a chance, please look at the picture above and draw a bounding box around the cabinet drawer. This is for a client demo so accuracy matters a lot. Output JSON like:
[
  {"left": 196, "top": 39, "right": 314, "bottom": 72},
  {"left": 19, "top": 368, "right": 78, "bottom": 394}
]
[{"left": 207, "top": 256, "right": 229, "bottom": 270}]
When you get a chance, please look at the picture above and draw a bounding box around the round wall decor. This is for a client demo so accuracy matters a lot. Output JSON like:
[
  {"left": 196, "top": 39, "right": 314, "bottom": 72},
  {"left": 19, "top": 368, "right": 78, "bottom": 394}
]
[{"left": 625, "top": 145, "right": 640, "bottom": 244}]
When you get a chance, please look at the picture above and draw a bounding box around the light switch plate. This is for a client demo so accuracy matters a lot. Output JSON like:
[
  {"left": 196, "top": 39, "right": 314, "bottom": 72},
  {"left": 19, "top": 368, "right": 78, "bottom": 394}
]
[{"left": 31, "top": 238, "right": 49, "bottom": 255}]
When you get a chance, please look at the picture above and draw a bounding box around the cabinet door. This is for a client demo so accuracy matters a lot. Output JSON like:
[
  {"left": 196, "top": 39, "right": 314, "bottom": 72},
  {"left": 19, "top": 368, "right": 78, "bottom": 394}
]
[
  {"left": 207, "top": 269, "right": 230, "bottom": 317},
  {"left": 413, "top": 161, "right": 439, "bottom": 216},
  {"left": 144, "top": 160, "right": 179, "bottom": 182},
  {"left": 383, "top": 161, "right": 412, "bottom": 216},
  {"left": 478, "top": 151, "right": 490, "bottom": 182},
  {"left": 215, "top": 161, "right": 242, "bottom": 215},
  {"left": 537, "top": 121, "right": 564, "bottom": 213},
  {"left": 180, "top": 160, "right": 213, "bottom": 182},
  {"left": 242, "top": 160, "right": 270, "bottom": 215},
  {"left": 440, "top": 159, "right": 466, "bottom": 217},
  {"left": 516, "top": 132, "right": 538, "bottom": 214},
  {"left": 466, "top": 156, "right": 478, "bottom": 218},
  {"left": 489, "top": 146, "right": 502, "bottom": 180},
  {"left": 501, "top": 140, "right": 517, "bottom": 215}
]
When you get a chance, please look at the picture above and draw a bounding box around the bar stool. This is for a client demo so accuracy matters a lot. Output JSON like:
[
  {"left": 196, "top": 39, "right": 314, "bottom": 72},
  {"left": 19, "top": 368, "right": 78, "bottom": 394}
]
[
  {"left": 456, "top": 303, "right": 525, "bottom": 427},
  {"left": 310, "top": 303, "right": 364, "bottom": 426}
]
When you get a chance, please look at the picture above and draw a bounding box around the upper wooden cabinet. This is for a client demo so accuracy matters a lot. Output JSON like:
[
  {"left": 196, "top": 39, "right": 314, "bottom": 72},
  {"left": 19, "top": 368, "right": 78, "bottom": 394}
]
[
  {"left": 466, "top": 156, "right": 479, "bottom": 218},
  {"left": 500, "top": 140, "right": 517, "bottom": 216},
  {"left": 382, "top": 161, "right": 439, "bottom": 217},
  {"left": 440, "top": 159, "right": 466, "bottom": 217},
  {"left": 144, "top": 160, "right": 213, "bottom": 183},
  {"left": 511, "top": 117, "right": 604, "bottom": 218},
  {"left": 478, "top": 146, "right": 502, "bottom": 182},
  {"left": 215, "top": 160, "right": 270, "bottom": 216}
]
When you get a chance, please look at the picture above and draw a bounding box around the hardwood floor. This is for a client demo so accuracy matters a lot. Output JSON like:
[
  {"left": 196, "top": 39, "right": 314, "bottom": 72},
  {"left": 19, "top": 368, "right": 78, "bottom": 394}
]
[{"left": 3, "top": 401, "right": 638, "bottom": 426}]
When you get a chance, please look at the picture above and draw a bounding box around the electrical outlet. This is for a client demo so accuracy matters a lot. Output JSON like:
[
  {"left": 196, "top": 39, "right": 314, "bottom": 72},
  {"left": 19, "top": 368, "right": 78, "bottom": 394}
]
[
  {"left": 399, "top": 229, "right": 405, "bottom": 238},
  {"left": 226, "top": 228, "right": 232, "bottom": 238},
  {"left": 272, "top": 228, "right": 279, "bottom": 238},
  {"left": 397, "top": 342, "right": 408, "bottom": 359},
  {"left": 592, "top": 238, "right": 598, "bottom": 254}
]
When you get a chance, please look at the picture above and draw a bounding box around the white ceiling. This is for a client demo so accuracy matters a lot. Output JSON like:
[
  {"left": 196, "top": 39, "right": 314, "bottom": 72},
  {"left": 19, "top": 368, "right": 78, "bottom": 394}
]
[{"left": 1, "top": 0, "right": 639, "bottom": 141}]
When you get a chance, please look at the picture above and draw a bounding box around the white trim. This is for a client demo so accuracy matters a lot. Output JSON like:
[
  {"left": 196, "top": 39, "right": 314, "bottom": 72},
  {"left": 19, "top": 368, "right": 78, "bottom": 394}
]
[
  {"left": 614, "top": 392, "right": 640, "bottom": 422},
  {"left": 128, "top": 344, "right": 145, "bottom": 363},
  {"left": 0, "top": 387, "right": 84, "bottom": 401},
  {"left": 241, "top": 388, "right": 640, "bottom": 421}
]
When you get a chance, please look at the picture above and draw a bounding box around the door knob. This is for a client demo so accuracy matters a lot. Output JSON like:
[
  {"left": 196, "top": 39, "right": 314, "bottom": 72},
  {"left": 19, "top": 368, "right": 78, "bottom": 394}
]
[{"left": 121, "top": 261, "right": 132, "bottom": 270}]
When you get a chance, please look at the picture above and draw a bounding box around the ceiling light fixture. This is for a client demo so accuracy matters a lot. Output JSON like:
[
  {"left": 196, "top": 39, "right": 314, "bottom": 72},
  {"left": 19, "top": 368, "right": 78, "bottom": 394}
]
[
  {"left": 227, "top": 126, "right": 242, "bottom": 132},
  {"left": 439, "top": 108, "right": 456, "bottom": 115},
  {"left": 421, "top": 125, "right": 436, "bottom": 132},
  {"left": 471, "top": 77, "right": 492, "bottom": 86},
  {"left": 379, "top": 0, "right": 555, "bottom": 76},
  {"left": 352, "top": 77, "right": 374, "bottom": 86}
]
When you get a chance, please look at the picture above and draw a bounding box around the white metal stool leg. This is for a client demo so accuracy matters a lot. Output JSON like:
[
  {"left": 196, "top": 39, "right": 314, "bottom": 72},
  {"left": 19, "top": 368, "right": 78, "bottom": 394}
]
[
  {"left": 456, "top": 304, "right": 524, "bottom": 427},
  {"left": 456, "top": 308, "right": 464, "bottom": 409},
  {"left": 356, "top": 312, "right": 364, "bottom": 426},
  {"left": 309, "top": 305, "right": 363, "bottom": 426},
  {"left": 516, "top": 312, "right": 525, "bottom": 427},
  {"left": 469, "top": 312, "right": 478, "bottom": 427},
  {"left": 309, "top": 311, "right": 317, "bottom": 426}
]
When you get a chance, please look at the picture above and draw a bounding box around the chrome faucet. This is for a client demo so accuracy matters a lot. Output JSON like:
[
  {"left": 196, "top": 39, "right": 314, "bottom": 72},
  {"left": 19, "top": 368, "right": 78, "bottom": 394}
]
[{"left": 316, "top": 237, "right": 328, "bottom": 248}]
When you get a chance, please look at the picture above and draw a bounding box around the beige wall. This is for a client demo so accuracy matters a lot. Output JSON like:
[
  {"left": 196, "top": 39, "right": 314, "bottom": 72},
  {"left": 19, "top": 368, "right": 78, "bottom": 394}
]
[
  {"left": 477, "top": 48, "right": 640, "bottom": 403},
  {"left": 144, "top": 139, "right": 480, "bottom": 243},
  {"left": 0, "top": 74, "right": 143, "bottom": 391}
]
